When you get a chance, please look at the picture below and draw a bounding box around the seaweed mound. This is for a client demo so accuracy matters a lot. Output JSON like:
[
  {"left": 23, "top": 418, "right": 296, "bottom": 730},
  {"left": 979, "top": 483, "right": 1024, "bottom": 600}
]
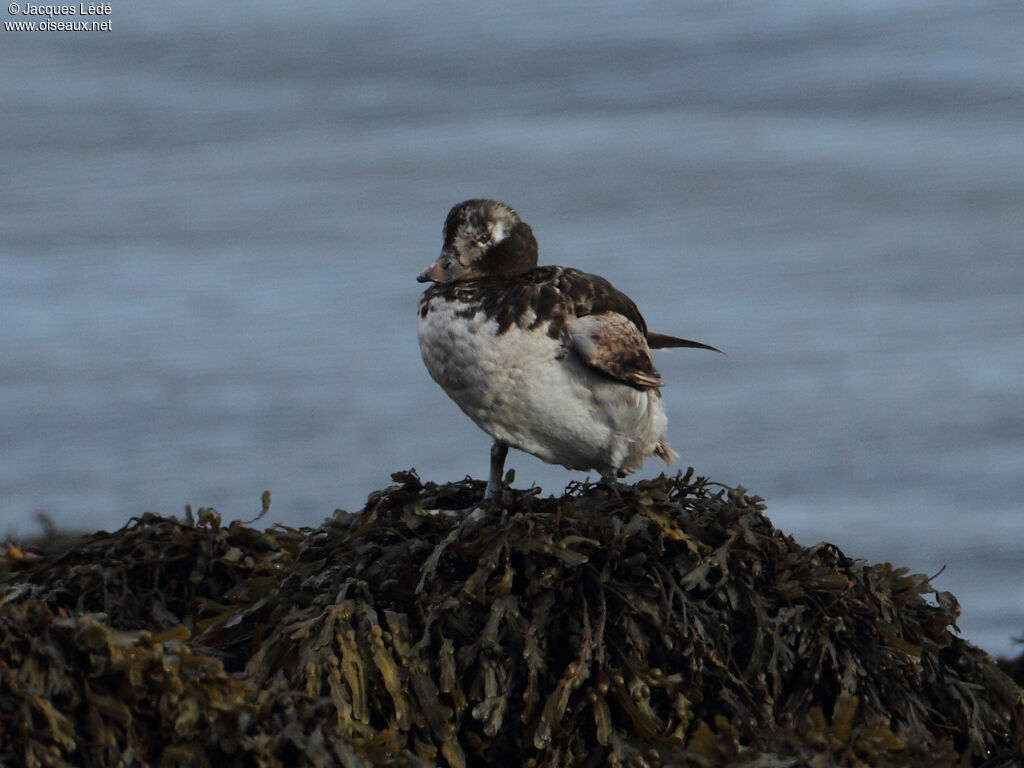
[{"left": 2, "top": 470, "right": 1022, "bottom": 767}]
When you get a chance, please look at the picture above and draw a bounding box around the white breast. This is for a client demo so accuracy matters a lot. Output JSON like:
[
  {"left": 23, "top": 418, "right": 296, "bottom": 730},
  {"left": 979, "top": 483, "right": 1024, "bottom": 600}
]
[{"left": 417, "top": 297, "right": 670, "bottom": 477}]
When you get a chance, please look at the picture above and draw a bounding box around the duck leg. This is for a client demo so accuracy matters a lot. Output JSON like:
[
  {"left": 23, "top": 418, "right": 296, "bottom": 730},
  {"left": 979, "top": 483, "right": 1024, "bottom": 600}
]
[
  {"left": 597, "top": 471, "right": 625, "bottom": 498},
  {"left": 484, "top": 441, "right": 509, "bottom": 503}
]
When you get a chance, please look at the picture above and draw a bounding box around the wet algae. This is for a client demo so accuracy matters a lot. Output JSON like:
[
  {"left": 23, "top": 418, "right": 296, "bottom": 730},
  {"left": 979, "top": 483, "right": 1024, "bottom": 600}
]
[{"left": 1, "top": 470, "right": 1022, "bottom": 766}]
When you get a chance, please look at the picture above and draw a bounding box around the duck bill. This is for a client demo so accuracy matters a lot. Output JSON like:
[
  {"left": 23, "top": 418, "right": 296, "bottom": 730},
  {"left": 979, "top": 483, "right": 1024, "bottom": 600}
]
[
  {"left": 417, "top": 251, "right": 468, "bottom": 283},
  {"left": 417, "top": 259, "right": 447, "bottom": 283}
]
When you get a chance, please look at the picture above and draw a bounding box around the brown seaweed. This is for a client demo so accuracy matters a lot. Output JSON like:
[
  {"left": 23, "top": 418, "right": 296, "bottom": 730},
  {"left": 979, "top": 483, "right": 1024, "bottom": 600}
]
[{"left": 1, "top": 470, "right": 1022, "bottom": 766}]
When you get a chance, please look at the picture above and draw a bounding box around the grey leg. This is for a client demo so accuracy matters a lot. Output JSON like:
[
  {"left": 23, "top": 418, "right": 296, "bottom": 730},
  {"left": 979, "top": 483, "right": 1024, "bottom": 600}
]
[
  {"left": 484, "top": 441, "right": 509, "bottom": 502},
  {"left": 598, "top": 471, "right": 623, "bottom": 498}
]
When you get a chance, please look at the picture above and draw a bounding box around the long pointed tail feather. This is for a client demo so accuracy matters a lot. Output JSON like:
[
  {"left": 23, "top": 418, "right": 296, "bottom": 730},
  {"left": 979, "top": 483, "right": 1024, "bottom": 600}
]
[{"left": 646, "top": 331, "right": 726, "bottom": 355}]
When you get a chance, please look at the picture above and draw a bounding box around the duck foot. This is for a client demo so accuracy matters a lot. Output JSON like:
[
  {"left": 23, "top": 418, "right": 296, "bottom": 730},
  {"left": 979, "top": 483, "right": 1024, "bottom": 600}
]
[{"left": 596, "top": 473, "right": 626, "bottom": 498}]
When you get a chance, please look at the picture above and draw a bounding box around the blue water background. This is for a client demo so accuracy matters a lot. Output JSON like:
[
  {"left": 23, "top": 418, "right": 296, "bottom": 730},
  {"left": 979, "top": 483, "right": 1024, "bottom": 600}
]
[{"left": 2, "top": 1, "right": 1022, "bottom": 655}]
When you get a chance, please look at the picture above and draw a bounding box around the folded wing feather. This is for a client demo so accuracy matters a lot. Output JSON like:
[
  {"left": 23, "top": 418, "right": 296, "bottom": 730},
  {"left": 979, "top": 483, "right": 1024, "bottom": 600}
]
[{"left": 568, "top": 313, "right": 664, "bottom": 390}]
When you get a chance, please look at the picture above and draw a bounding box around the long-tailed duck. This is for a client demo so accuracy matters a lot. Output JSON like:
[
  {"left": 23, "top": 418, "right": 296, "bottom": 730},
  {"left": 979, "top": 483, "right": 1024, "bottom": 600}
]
[{"left": 417, "top": 199, "right": 721, "bottom": 503}]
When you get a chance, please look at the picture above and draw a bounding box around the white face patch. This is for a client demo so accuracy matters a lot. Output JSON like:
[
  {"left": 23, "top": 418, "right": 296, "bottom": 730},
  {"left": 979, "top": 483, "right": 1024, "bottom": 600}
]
[
  {"left": 451, "top": 211, "right": 514, "bottom": 269},
  {"left": 489, "top": 218, "right": 509, "bottom": 245}
]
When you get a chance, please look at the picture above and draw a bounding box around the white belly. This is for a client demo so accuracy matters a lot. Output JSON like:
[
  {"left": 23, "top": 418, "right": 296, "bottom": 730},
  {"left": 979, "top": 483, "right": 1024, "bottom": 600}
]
[{"left": 418, "top": 298, "right": 669, "bottom": 476}]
